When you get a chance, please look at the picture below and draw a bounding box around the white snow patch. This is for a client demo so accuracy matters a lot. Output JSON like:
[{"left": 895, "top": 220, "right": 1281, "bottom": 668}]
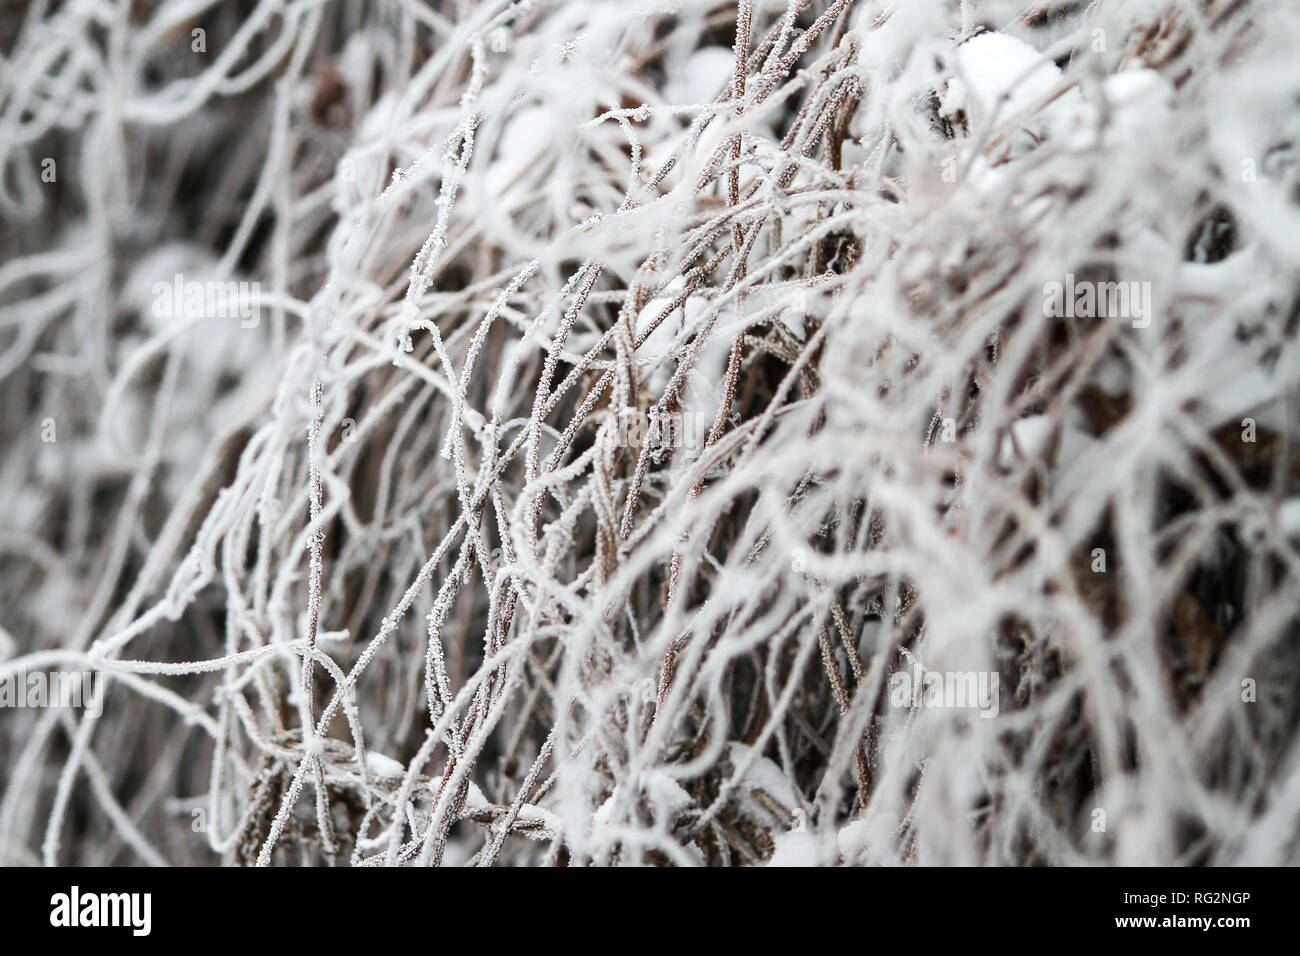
[
  {"left": 364, "top": 752, "right": 405, "bottom": 778},
  {"left": 768, "top": 830, "right": 820, "bottom": 867}
]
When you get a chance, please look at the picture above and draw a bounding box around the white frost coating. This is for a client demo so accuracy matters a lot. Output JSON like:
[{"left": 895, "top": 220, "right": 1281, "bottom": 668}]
[
  {"left": 724, "top": 742, "right": 801, "bottom": 827},
  {"left": 427, "top": 773, "right": 489, "bottom": 812},
  {"left": 2, "top": 0, "right": 1298, "bottom": 869}
]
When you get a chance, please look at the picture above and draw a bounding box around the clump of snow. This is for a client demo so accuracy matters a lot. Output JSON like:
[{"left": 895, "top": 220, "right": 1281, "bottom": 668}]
[{"left": 365, "top": 752, "right": 405, "bottom": 779}]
